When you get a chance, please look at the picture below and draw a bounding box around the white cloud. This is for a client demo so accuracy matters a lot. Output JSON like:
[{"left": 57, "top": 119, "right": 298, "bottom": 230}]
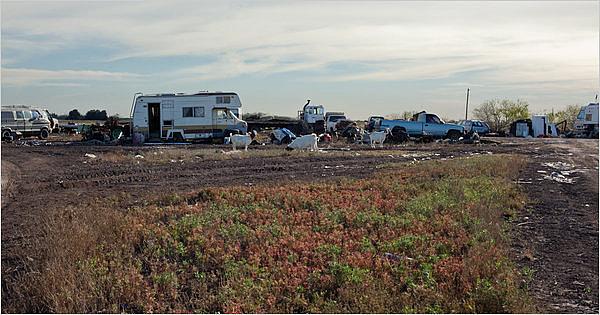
[
  {"left": 1, "top": 68, "right": 142, "bottom": 86},
  {"left": 1, "top": 1, "right": 598, "bottom": 117}
]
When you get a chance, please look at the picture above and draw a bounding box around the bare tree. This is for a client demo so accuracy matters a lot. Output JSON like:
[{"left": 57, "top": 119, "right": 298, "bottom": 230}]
[{"left": 386, "top": 111, "right": 417, "bottom": 120}]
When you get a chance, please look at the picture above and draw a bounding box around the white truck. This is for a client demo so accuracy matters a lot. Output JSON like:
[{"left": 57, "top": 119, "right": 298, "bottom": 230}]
[
  {"left": 297, "top": 100, "right": 325, "bottom": 134},
  {"left": 574, "top": 102, "right": 599, "bottom": 137},
  {"left": 325, "top": 112, "right": 347, "bottom": 133},
  {"left": 130, "top": 91, "right": 247, "bottom": 142}
]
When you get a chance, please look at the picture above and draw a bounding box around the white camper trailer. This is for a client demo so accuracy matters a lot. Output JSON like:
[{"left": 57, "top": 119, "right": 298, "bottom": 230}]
[{"left": 130, "top": 92, "right": 247, "bottom": 142}]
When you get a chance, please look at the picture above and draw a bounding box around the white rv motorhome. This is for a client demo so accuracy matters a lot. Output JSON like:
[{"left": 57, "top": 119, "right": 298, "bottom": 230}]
[
  {"left": 574, "top": 102, "right": 599, "bottom": 135},
  {"left": 130, "top": 92, "right": 247, "bottom": 142}
]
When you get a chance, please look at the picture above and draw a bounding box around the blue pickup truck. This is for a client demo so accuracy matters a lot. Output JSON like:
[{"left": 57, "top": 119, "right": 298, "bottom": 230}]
[{"left": 374, "top": 111, "right": 465, "bottom": 140}]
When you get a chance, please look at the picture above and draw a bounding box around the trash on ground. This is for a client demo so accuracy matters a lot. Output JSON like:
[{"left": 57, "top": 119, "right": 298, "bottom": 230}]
[
  {"left": 542, "top": 162, "right": 574, "bottom": 171},
  {"left": 544, "top": 171, "right": 575, "bottom": 184},
  {"left": 84, "top": 153, "right": 97, "bottom": 158}
]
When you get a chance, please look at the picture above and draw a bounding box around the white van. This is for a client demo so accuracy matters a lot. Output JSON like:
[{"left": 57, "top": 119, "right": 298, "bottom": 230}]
[
  {"left": 130, "top": 92, "right": 248, "bottom": 142},
  {"left": 1, "top": 105, "right": 52, "bottom": 139}
]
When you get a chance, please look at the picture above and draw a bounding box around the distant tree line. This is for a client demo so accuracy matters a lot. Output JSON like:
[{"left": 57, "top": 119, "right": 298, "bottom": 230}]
[
  {"left": 53, "top": 109, "right": 118, "bottom": 121},
  {"left": 472, "top": 99, "right": 581, "bottom": 132}
]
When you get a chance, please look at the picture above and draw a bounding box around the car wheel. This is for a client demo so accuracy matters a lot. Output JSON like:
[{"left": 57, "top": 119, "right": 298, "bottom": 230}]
[
  {"left": 39, "top": 129, "right": 50, "bottom": 139},
  {"left": 447, "top": 130, "right": 461, "bottom": 141},
  {"left": 2, "top": 130, "right": 11, "bottom": 139}
]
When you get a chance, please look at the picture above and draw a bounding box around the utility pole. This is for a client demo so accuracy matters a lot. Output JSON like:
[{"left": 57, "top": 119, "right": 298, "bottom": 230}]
[{"left": 465, "top": 88, "right": 470, "bottom": 120}]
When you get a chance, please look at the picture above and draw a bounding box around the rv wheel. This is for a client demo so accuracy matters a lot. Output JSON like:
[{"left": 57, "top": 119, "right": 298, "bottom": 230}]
[
  {"left": 173, "top": 132, "right": 184, "bottom": 142},
  {"left": 2, "top": 130, "right": 11, "bottom": 140}
]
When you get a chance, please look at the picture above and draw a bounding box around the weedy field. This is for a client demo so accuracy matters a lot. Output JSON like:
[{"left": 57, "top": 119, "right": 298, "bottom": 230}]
[
  {"left": 6, "top": 154, "right": 531, "bottom": 313},
  {"left": 2, "top": 138, "right": 597, "bottom": 313}
]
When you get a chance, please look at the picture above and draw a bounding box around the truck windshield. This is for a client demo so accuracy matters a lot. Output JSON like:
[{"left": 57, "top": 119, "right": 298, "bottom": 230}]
[
  {"left": 328, "top": 115, "right": 345, "bottom": 121},
  {"left": 426, "top": 115, "right": 442, "bottom": 124},
  {"left": 577, "top": 108, "right": 585, "bottom": 119}
]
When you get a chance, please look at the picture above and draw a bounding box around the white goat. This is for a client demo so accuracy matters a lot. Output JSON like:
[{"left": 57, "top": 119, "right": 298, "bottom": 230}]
[
  {"left": 286, "top": 134, "right": 319, "bottom": 151},
  {"left": 230, "top": 133, "right": 253, "bottom": 151},
  {"left": 369, "top": 128, "right": 390, "bottom": 148}
]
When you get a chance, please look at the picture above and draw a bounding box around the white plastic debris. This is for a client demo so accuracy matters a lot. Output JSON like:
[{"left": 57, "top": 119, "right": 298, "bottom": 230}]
[
  {"left": 542, "top": 162, "right": 574, "bottom": 171},
  {"left": 544, "top": 171, "right": 574, "bottom": 184},
  {"left": 84, "top": 153, "right": 96, "bottom": 158},
  {"left": 134, "top": 154, "right": 144, "bottom": 159}
]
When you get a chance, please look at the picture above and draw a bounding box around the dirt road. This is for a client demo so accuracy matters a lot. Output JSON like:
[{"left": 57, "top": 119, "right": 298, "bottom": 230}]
[
  {"left": 511, "top": 139, "right": 599, "bottom": 313},
  {"left": 1, "top": 138, "right": 598, "bottom": 312}
]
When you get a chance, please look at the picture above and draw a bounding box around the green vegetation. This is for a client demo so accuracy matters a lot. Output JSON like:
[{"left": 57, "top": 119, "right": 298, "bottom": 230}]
[{"left": 11, "top": 155, "right": 532, "bottom": 313}]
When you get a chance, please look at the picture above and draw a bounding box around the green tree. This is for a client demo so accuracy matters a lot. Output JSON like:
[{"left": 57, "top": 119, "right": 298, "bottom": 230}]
[
  {"left": 473, "top": 99, "right": 530, "bottom": 132},
  {"left": 67, "top": 109, "right": 83, "bottom": 120},
  {"left": 547, "top": 104, "right": 581, "bottom": 128}
]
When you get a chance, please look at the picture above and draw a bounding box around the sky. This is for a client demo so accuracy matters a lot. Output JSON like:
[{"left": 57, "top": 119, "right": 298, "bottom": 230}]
[{"left": 1, "top": 0, "right": 599, "bottom": 120}]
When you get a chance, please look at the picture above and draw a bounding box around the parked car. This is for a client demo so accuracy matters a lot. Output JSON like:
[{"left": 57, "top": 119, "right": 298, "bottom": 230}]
[
  {"left": 458, "top": 119, "right": 490, "bottom": 135},
  {"left": 378, "top": 111, "right": 465, "bottom": 140},
  {"left": 1, "top": 106, "right": 52, "bottom": 139}
]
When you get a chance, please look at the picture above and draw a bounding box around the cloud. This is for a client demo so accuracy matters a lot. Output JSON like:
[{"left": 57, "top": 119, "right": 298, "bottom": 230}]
[{"left": 1, "top": 68, "right": 142, "bottom": 86}]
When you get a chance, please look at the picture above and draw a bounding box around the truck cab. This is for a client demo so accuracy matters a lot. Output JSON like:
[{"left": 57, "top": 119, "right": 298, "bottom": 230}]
[{"left": 298, "top": 100, "right": 325, "bottom": 134}]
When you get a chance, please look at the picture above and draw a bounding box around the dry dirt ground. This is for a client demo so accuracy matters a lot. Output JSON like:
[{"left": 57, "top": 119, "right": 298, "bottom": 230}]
[{"left": 1, "top": 138, "right": 598, "bottom": 313}]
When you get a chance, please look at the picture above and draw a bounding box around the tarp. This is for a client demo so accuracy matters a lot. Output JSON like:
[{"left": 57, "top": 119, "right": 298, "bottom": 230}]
[
  {"left": 532, "top": 115, "right": 547, "bottom": 137},
  {"left": 272, "top": 128, "right": 296, "bottom": 142},
  {"left": 516, "top": 123, "right": 529, "bottom": 137}
]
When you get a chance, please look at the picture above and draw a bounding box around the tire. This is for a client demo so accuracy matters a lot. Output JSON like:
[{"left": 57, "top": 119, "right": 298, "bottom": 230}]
[
  {"left": 173, "top": 132, "right": 184, "bottom": 142},
  {"left": 447, "top": 130, "right": 462, "bottom": 141},
  {"left": 2, "top": 130, "right": 11, "bottom": 139},
  {"left": 39, "top": 129, "right": 50, "bottom": 139},
  {"left": 111, "top": 127, "right": 124, "bottom": 140}
]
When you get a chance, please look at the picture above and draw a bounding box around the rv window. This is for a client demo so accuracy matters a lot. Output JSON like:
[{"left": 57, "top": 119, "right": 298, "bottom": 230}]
[
  {"left": 216, "top": 96, "right": 231, "bottom": 104},
  {"left": 1, "top": 111, "right": 13, "bottom": 120},
  {"left": 183, "top": 107, "right": 194, "bottom": 117},
  {"left": 163, "top": 120, "right": 173, "bottom": 126},
  {"left": 194, "top": 107, "right": 205, "bottom": 117},
  {"left": 15, "top": 111, "right": 24, "bottom": 119}
]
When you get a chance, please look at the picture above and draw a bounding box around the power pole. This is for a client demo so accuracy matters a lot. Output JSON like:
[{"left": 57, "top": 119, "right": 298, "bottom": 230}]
[{"left": 465, "top": 88, "right": 470, "bottom": 120}]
